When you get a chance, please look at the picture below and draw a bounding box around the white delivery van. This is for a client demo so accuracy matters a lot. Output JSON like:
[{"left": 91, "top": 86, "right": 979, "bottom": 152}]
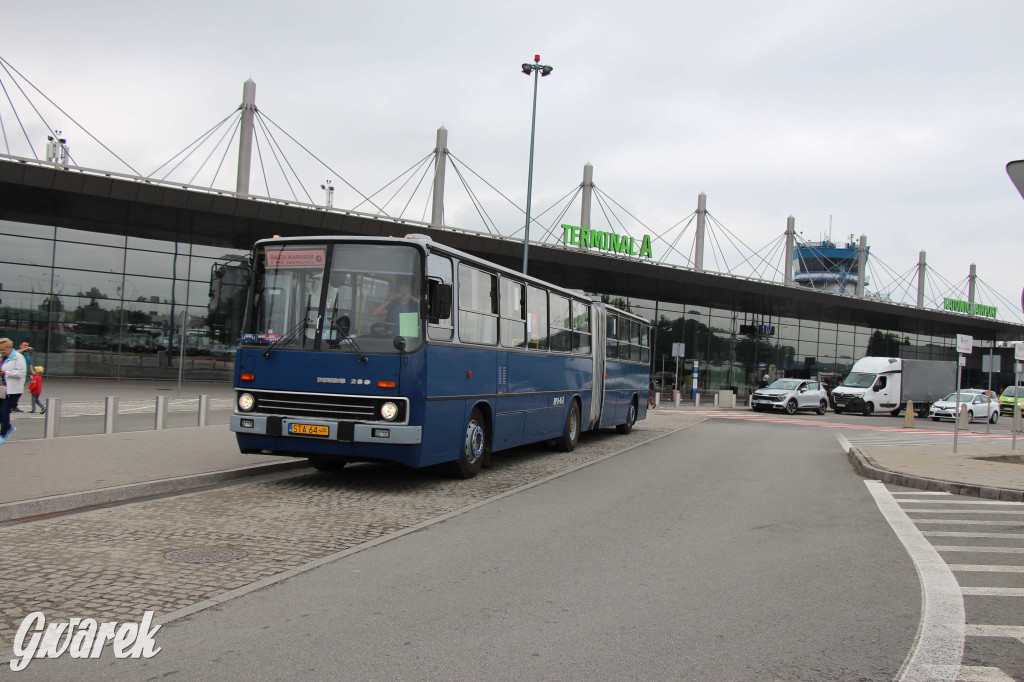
[{"left": 831, "top": 357, "right": 956, "bottom": 416}]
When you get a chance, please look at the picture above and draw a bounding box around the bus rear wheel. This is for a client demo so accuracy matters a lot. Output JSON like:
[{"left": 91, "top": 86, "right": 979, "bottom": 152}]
[
  {"left": 448, "top": 408, "right": 487, "bottom": 479},
  {"left": 556, "top": 401, "right": 581, "bottom": 452},
  {"left": 616, "top": 398, "right": 638, "bottom": 434}
]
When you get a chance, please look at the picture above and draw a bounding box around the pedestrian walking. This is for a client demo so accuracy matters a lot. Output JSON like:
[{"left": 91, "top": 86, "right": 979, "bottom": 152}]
[
  {"left": 0, "top": 337, "right": 28, "bottom": 443},
  {"left": 758, "top": 374, "right": 770, "bottom": 389},
  {"left": 12, "top": 340, "right": 32, "bottom": 412},
  {"left": 28, "top": 366, "right": 45, "bottom": 414}
]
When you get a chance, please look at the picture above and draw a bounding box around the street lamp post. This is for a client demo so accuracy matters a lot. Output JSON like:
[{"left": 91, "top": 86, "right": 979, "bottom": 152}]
[{"left": 520, "top": 55, "right": 553, "bottom": 275}]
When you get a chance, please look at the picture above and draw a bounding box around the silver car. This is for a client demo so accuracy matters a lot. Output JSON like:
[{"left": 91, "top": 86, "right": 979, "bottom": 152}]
[
  {"left": 751, "top": 379, "right": 830, "bottom": 415},
  {"left": 929, "top": 392, "right": 999, "bottom": 423}
]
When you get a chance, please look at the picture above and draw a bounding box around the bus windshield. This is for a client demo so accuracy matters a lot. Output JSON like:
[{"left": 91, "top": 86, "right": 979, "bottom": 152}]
[{"left": 245, "top": 242, "right": 423, "bottom": 354}]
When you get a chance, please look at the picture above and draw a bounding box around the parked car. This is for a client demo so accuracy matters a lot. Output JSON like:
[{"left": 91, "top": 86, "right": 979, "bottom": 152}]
[
  {"left": 999, "top": 386, "right": 1024, "bottom": 415},
  {"left": 929, "top": 392, "right": 999, "bottom": 423},
  {"left": 751, "top": 378, "right": 829, "bottom": 415}
]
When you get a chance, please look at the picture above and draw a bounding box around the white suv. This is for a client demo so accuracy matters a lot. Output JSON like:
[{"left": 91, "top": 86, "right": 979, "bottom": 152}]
[{"left": 752, "top": 379, "right": 830, "bottom": 415}]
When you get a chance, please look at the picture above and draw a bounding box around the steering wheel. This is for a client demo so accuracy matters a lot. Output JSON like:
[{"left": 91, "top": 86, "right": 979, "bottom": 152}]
[{"left": 370, "top": 321, "right": 398, "bottom": 336}]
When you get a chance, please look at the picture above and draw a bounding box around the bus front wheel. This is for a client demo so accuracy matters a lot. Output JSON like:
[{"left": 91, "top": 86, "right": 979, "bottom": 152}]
[
  {"left": 448, "top": 408, "right": 487, "bottom": 479},
  {"left": 556, "top": 401, "right": 581, "bottom": 452},
  {"left": 616, "top": 398, "right": 638, "bottom": 434}
]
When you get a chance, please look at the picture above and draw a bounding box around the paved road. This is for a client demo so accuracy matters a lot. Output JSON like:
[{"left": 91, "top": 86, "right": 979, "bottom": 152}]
[{"left": 12, "top": 416, "right": 925, "bottom": 680}]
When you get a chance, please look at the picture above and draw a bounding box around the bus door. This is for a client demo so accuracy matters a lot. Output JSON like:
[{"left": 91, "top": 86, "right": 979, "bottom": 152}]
[{"left": 589, "top": 304, "right": 606, "bottom": 429}]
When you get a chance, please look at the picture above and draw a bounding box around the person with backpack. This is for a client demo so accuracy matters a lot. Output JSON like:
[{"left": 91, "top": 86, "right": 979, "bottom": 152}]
[{"left": 28, "top": 366, "right": 45, "bottom": 414}]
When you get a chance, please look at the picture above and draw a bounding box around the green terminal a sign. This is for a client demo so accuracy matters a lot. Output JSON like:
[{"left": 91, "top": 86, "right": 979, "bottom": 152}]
[
  {"left": 562, "top": 224, "right": 653, "bottom": 259},
  {"left": 943, "top": 297, "right": 997, "bottom": 319}
]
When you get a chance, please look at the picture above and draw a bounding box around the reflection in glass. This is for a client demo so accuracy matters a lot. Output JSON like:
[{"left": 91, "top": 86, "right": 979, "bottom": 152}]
[
  {"left": 54, "top": 242, "right": 124, "bottom": 273},
  {"left": 57, "top": 226, "right": 125, "bottom": 247},
  {"left": 0, "top": 235, "right": 55, "bottom": 268}
]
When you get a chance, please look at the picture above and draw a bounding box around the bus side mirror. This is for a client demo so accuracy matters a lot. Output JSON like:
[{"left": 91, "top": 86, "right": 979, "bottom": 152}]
[{"left": 428, "top": 282, "right": 452, "bottom": 320}]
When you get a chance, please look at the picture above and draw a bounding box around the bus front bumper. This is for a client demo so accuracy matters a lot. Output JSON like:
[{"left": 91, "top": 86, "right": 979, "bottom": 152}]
[{"left": 230, "top": 414, "right": 422, "bottom": 445}]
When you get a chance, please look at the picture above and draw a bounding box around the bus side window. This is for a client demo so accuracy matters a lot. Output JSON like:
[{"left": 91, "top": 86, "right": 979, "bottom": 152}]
[
  {"left": 458, "top": 264, "right": 497, "bottom": 345},
  {"left": 427, "top": 253, "right": 453, "bottom": 341},
  {"left": 606, "top": 315, "right": 618, "bottom": 358},
  {"left": 572, "top": 301, "right": 591, "bottom": 355},
  {"left": 549, "top": 294, "right": 571, "bottom": 353},
  {"left": 639, "top": 324, "right": 650, "bottom": 363},
  {"left": 527, "top": 285, "right": 548, "bottom": 350},
  {"left": 499, "top": 278, "right": 526, "bottom": 348},
  {"left": 629, "top": 320, "right": 641, "bottom": 361},
  {"left": 617, "top": 315, "right": 630, "bottom": 359}
]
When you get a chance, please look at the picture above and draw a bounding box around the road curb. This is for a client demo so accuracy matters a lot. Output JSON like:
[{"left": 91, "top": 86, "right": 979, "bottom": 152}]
[
  {"left": 0, "top": 460, "right": 311, "bottom": 522},
  {"left": 846, "top": 447, "right": 1024, "bottom": 502}
]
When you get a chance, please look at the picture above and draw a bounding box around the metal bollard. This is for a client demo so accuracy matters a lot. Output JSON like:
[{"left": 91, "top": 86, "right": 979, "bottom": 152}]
[
  {"left": 694, "top": 393, "right": 701, "bottom": 408},
  {"left": 43, "top": 398, "right": 61, "bottom": 438},
  {"left": 654, "top": 392, "right": 661, "bottom": 408},
  {"left": 198, "top": 394, "right": 210, "bottom": 427},
  {"left": 155, "top": 395, "right": 168, "bottom": 430},
  {"left": 104, "top": 396, "right": 119, "bottom": 434}
]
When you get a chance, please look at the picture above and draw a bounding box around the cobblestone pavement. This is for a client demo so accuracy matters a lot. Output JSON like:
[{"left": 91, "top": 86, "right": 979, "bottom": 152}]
[{"left": 0, "top": 409, "right": 700, "bottom": 650}]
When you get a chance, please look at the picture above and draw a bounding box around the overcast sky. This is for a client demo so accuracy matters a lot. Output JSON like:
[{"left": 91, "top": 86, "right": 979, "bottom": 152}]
[{"left": 4, "top": 1, "right": 1024, "bottom": 322}]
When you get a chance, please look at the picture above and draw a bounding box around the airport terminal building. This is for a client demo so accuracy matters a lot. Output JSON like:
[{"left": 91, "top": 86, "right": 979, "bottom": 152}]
[{"left": 2, "top": 156, "right": 1022, "bottom": 395}]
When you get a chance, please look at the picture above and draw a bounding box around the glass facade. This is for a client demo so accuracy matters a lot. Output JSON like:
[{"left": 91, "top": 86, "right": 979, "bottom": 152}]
[
  {"left": 631, "top": 298, "right": 961, "bottom": 397},
  {"left": 0, "top": 219, "right": 247, "bottom": 380},
  {"left": 0, "top": 215, "right": 998, "bottom": 389}
]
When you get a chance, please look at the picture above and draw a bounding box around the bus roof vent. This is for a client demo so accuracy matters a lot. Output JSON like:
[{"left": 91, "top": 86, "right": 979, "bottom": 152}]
[{"left": 405, "top": 233, "right": 433, "bottom": 242}]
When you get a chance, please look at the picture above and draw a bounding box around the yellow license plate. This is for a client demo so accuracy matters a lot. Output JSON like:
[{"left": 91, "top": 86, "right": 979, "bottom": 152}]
[{"left": 288, "top": 423, "right": 329, "bottom": 437}]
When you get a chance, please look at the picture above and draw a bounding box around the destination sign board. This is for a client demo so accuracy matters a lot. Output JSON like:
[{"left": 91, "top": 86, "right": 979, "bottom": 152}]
[{"left": 265, "top": 248, "right": 326, "bottom": 268}]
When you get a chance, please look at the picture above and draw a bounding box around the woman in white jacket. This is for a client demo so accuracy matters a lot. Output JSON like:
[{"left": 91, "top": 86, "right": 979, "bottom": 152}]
[{"left": 0, "top": 337, "right": 27, "bottom": 442}]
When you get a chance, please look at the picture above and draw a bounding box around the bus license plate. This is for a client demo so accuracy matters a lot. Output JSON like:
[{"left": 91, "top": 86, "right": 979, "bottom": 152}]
[{"left": 288, "top": 423, "right": 329, "bottom": 437}]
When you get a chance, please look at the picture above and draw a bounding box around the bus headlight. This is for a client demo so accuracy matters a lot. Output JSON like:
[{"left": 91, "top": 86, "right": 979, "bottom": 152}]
[
  {"left": 380, "top": 402, "right": 399, "bottom": 421},
  {"left": 238, "top": 393, "right": 256, "bottom": 412}
]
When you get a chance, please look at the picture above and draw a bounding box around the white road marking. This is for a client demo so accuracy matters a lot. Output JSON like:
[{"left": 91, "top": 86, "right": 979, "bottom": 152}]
[
  {"left": 964, "top": 624, "right": 1024, "bottom": 644},
  {"left": 949, "top": 565, "right": 1024, "bottom": 573},
  {"left": 836, "top": 433, "right": 852, "bottom": 452},
  {"left": 915, "top": 520, "right": 1024, "bottom": 526},
  {"left": 899, "top": 500, "right": 1024, "bottom": 506},
  {"left": 893, "top": 492, "right": 954, "bottom": 496},
  {"left": 866, "top": 480, "right": 964, "bottom": 682},
  {"left": 923, "top": 531, "right": 1024, "bottom": 539},
  {"left": 933, "top": 546, "right": 1024, "bottom": 554},
  {"left": 956, "top": 665, "right": 1017, "bottom": 682},
  {"left": 904, "top": 510, "right": 1024, "bottom": 515},
  {"left": 959, "top": 587, "right": 1024, "bottom": 597}
]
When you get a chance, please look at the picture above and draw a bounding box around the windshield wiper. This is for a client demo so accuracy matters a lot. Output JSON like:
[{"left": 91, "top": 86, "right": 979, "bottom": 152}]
[
  {"left": 263, "top": 296, "right": 312, "bottom": 358},
  {"left": 336, "top": 332, "right": 368, "bottom": 364}
]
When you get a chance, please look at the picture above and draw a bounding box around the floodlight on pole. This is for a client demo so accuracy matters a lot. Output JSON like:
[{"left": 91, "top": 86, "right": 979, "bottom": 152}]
[{"left": 520, "top": 54, "right": 553, "bottom": 275}]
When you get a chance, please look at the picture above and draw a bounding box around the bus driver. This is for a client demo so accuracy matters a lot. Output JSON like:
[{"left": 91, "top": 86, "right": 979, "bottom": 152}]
[{"left": 373, "top": 278, "right": 419, "bottom": 328}]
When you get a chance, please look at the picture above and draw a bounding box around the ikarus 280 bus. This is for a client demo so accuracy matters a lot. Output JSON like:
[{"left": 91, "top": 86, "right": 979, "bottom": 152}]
[{"left": 230, "top": 234, "right": 651, "bottom": 478}]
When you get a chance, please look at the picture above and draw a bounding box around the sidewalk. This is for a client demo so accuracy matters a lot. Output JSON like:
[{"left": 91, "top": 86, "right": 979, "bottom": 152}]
[
  {"left": 847, "top": 441, "right": 1024, "bottom": 501},
  {"left": 0, "top": 378, "right": 303, "bottom": 521}
]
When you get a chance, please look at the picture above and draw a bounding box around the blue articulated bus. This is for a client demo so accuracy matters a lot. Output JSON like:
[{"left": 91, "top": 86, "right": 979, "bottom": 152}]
[{"left": 230, "top": 234, "right": 651, "bottom": 478}]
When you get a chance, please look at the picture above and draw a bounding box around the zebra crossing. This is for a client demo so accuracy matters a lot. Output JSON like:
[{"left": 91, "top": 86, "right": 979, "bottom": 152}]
[{"left": 877, "top": 486, "right": 1024, "bottom": 681}]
